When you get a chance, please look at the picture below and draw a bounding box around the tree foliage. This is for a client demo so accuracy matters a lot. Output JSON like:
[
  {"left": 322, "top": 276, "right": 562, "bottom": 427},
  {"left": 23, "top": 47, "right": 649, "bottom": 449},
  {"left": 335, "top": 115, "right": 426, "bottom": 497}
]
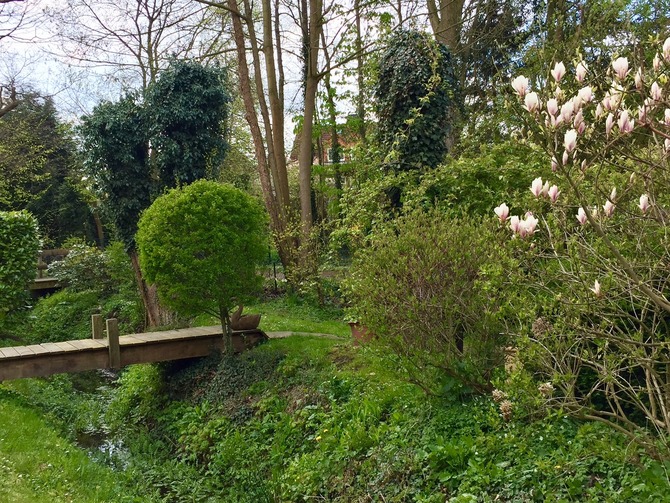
[
  {"left": 79, "top": 60, "right": 231, "bottom": 249},
  {"left": 0, "top": 210, "right": 40, "bottom": 318},
  {"left": 136, "top": 180, "right": 267, "bottom": 335},
  {"left": 145, "top": 60, "right": 231, "bottom": 186},
  {"left": 80, "top": 94, "right": 152, "bottom": 248},
  {"left": 375, "top": 29, "right": 458, "bottom": 172},
  {"left": 0, "top": 94, "right": 95, "bottom": 246}
]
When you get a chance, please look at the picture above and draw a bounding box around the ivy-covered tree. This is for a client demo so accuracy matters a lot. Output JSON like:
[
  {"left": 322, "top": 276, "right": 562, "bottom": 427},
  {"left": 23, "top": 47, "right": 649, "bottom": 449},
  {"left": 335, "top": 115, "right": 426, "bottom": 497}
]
[
  {"left": 375, "top": 30, "right": 458, "bottom": 173},
  {"left": 80, "top": 60, "right": 232, "bottom": 327},
  {"left": 145, "top": 60, "right": 231, "bottom": 186},
  {"left": 136, "top": 180, "right": 267, "bottom": 350}
]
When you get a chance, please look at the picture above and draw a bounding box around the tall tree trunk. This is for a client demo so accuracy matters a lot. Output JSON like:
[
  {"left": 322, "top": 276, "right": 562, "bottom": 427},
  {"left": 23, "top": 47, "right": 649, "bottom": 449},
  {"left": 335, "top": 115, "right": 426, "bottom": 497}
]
[
  {"left": 297, "top": 0, "right": 322, "bottom": 239},
  {"left": 354, "top": 0, "right": 367, "bottom": 145},
  {"left": 129, "top": 248, "right": 161, "bottom": 327},
  {"left": 228, "top": 0, "right": 296, "bottom": 270},
  {"left": 427, "top": 0, "right": 465, "bottom": 51}
]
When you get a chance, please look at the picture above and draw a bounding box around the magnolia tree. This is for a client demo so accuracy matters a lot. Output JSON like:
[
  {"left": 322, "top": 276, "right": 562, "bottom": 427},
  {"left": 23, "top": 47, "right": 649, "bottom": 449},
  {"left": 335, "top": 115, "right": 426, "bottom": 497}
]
[{"left": 501, "top": 38, "right": 670, "bottom": 457}]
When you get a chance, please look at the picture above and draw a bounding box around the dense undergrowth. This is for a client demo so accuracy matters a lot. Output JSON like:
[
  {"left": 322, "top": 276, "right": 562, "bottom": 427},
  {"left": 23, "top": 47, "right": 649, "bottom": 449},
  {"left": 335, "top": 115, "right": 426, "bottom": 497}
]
[
  {"left": 5, "top": 334, "right": 669, "bottom": 502},
  {"left": 2, "top": 282, "right": 670, "bottom": 501}
]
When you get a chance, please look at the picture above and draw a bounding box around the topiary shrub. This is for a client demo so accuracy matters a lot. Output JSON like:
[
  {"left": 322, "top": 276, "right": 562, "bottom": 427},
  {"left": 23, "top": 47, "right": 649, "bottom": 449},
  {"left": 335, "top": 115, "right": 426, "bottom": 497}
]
[
  {"left": 136, "top": 180, "right": 267, "bottom": 343},
  {"left": 0, "top": 210, "right": 40, "bottom": 319},
  {"left": 345, "top": 210, "right": 517, "bottom": 396}
]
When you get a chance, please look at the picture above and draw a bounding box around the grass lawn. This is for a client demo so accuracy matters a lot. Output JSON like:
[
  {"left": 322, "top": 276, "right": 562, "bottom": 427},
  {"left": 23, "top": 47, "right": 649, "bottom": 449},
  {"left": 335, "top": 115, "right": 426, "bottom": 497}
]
[{"left": 0, "top": 391, "right": 131, "bottom": 503}]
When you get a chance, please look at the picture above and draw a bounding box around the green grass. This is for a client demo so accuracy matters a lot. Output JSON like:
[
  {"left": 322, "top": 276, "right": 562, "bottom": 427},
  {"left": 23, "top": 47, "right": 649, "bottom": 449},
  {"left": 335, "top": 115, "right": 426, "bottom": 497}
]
[
  {"left": 0, "top": 389, "right": 134, "bottom": 503},
  {"left": 193, "top": 295, "right": 351, "bottom": 337}
]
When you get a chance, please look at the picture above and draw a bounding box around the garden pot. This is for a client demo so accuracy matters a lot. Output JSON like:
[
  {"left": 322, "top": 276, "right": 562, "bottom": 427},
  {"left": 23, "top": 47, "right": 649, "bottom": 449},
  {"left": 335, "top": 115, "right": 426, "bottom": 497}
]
[{"left": 348, "top": 322, "right": 375, "bottom": 345}]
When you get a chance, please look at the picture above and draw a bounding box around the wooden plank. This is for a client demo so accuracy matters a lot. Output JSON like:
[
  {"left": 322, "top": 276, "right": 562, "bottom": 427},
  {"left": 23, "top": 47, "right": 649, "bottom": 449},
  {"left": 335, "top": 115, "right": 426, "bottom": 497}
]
[
  {"left": 39, "top": 342, "right": 66, "bottom": 354},
  {"left": 0, "top": 350, "right": 109, "bottom": 381},
  {"left": 68, "top": 339, "right": 107, "bottom": 350},
  {"left": 119, "top": 335, "right": 152, "bottom": 346},
  {"left": 15, "top": 346, "right": 37, "bottom": 357},
  {"left": 107, "top": 318, "right": 120, "bottom": 368},
  {"left": 0, "top": 347, "right": 20, "bottom": 358},
  {"left": 53, "top": 341, "right": 80, "bottom": 352},
  {"left": 22, "top": 345, "right": 50, "bottom": 356}
]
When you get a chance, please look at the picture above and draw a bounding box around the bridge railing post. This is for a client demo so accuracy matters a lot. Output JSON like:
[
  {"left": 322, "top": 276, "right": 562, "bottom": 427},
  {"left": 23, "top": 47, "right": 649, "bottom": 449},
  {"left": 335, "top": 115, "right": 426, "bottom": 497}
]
[
  {"left": 106, "top": 318, "right": 121, "bottom": 368},
  {"left": 91, "top": 314, "right": 104, "bottom": 339}
]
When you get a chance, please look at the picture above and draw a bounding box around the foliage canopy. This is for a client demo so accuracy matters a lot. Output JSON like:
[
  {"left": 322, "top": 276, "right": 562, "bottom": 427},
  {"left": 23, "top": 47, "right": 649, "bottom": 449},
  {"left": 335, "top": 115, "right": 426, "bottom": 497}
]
[{"left": 136, "top": 180, "right": 267, "bottom": 333}]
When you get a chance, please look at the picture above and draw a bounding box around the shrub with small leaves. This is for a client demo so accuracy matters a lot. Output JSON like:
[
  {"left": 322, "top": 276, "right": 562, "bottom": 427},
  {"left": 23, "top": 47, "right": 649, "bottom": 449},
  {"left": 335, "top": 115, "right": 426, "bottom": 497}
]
[{"left": 0, "top": 211, "right": 40, "bottom": 318}]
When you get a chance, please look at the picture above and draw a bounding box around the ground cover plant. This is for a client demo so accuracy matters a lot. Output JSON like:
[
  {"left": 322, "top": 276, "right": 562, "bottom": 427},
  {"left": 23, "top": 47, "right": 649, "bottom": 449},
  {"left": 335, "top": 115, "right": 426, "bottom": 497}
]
[{"left": 64, "top": 337, "right": 670, "bottom": 501}]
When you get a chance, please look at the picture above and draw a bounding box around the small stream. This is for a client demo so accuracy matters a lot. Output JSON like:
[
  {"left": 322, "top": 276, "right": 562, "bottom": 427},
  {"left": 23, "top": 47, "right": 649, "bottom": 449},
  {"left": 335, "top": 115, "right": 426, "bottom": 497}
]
[{"left": 69, "top": 369, "right": 131, "bottom": 470}]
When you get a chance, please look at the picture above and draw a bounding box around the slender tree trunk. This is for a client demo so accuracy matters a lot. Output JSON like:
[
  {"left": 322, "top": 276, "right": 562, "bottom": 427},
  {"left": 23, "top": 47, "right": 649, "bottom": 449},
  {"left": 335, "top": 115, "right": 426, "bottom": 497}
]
[
  {"left": 129, "top": 248, "right": 160, "bottom": 327},
  {"left": 297, "top": 0, "right": 323, "bottom": 238},
  {"left": 354, "top": 0, "right": 366, "bottom": 145},
  {"left": 228, "top": 0, "right": 296, "bottom": 271}
]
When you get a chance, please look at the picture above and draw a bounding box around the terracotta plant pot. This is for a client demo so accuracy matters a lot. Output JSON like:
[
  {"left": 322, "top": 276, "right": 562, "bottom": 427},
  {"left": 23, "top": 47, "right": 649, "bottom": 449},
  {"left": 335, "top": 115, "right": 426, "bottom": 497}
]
[{"left": 348, "top": 322, "right": 375, "bottom": 345}]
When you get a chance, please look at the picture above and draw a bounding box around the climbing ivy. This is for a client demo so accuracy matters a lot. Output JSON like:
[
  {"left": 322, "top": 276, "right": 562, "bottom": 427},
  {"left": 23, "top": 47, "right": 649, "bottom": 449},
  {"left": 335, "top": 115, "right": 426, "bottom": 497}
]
[
  {"left": 375, "top": 30, "right": 458, "bottom": 173},
  {"left": 80, "top": 60, "right": 232, "bottom": 249}
]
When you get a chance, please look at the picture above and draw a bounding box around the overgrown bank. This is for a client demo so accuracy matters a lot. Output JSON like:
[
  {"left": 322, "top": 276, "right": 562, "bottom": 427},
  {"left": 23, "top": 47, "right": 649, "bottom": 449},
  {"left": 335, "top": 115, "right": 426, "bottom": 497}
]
[{"left": 4, "top": 334, "right": 669, "bottom": 502}]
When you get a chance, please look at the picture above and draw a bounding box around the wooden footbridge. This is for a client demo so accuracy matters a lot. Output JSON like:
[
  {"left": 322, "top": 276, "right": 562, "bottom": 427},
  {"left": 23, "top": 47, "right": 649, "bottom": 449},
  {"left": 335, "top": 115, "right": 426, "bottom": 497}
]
[{"left": 0, "top": 315, "right": 267, "bottom": 381}]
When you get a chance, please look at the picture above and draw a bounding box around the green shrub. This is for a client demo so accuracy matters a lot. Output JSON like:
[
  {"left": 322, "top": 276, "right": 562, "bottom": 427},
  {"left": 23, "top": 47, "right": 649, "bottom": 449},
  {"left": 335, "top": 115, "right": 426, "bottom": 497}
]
[
  {"left": 106, "top": 364, "right": 165, "bottom": 432},
  {"left": 346, "top": 210, "right": 518, "bottom": 395},
  {"left": 136, "top": 180, "right": 267, "bottom": 337},
  {"left": 0, "top": 211, "right": 40, "bottom": 317},
  {"left": 47, "top": 242, "right": 112, "bottom": 293}
]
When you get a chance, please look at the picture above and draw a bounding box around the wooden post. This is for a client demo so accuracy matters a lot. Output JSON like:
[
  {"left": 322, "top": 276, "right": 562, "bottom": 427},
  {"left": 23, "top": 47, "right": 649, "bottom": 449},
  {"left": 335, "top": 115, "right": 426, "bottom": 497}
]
[
  {"left": 106, "top": 318, "right": 121, "bottom": 368},
  {"left": 91, "top": 314, "right": 104, "bottom": 340}
]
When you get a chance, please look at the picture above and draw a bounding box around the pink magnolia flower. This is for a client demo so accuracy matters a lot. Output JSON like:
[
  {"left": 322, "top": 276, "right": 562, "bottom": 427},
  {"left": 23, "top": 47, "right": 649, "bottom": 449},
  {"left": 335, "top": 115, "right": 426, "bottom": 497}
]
[
  {"left": 590, "top": 280, "right": 602, "bottom": 297},
  {"left": 665, "top": 108, "right": 670, "bottom": 126},
  {"left": 530, "top": 177, "right": 543, "bottom": 197},
  {"left": 541, "top": 181, "right": 550, "bottom": 197},
  {"left": 564, "top": 129, "right": 577, "bottom": 153},
  {"left": 576, "top": 207, "right": 587, "bottom": 225},
  {"left": 654, "top": 53, "right": 661, "bottom": 71},
  {"left": 610, "top": 187, "right": 617, "bottom": 202},
  {"left": 665, "top": 138, "right": 670, "bottom": 153},
  {"left": 639, "top": 194, "right": 650, "bottom": 213},
  {"left": 577, "top": 86, "right": 593, "bottom": 104},
  {"left": 638, "top": 105, "right": 647, "bottom": 124},
  {"left": 612, "top": 57, "right": 629, "bottom": 80},
  {"left": 546, "top": 98, "right": 559, "bottom": 116},
  {"left": 518, "top": 213, "right": 539, "bottom": 238},
  {"left": 651, "top": 81, "right": 663, "bottom": 102},
  {"left": 551, "top": 156, "right": 558, "bottom": 172},
  {"left": 635, "top": 68, "right": 643, "bottom": 90},
  {"left": 617, "top": 110, "right": 634, "bottom": 134},
  {"left": 494, "top": 203, "right": 510, "bottom": 222},
  {"left": 664, "top": 37, "right": 670, "bottom": 61},
  {"left": 511, "top": 75, "right": 529, "bottom": 97},
  {"left": 509, "top": 215, "right": 520, "bottom": 233},
  {"left": 606, "top": 113, "right": 614, "bottom": 137},
  {"left": 576, "top": 62, "right": 588, "bottom": 83},
  {"left": 560, "top": 101, "right": 574, "bottom": 122},
  {"left": 524, "top": 92, "right": 540, "bottom": 112},
  {"left": 562, "top": 150, "right": 569, "bottom": 165},
  {"left": 574, "top": 110, "right": 585, "bottom": 134},
  {"left": 595, "top": 103, "right": 604, "bottom": 119},
  {"left": 548, "top": 185, "right": 560, "bottom": 203},
  {"left": 551, "top": 62, "right": 566, "bottom": 82},
  {"left": 603, "top": 199, "right": 615, "bottom": 217}
]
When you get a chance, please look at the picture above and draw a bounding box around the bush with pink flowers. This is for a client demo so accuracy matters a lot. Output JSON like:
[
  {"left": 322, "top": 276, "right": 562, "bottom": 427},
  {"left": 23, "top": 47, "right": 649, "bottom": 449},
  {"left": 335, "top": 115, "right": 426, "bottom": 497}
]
[{"left": 500, "top": 37, "right": 670, "bottom": 457}]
